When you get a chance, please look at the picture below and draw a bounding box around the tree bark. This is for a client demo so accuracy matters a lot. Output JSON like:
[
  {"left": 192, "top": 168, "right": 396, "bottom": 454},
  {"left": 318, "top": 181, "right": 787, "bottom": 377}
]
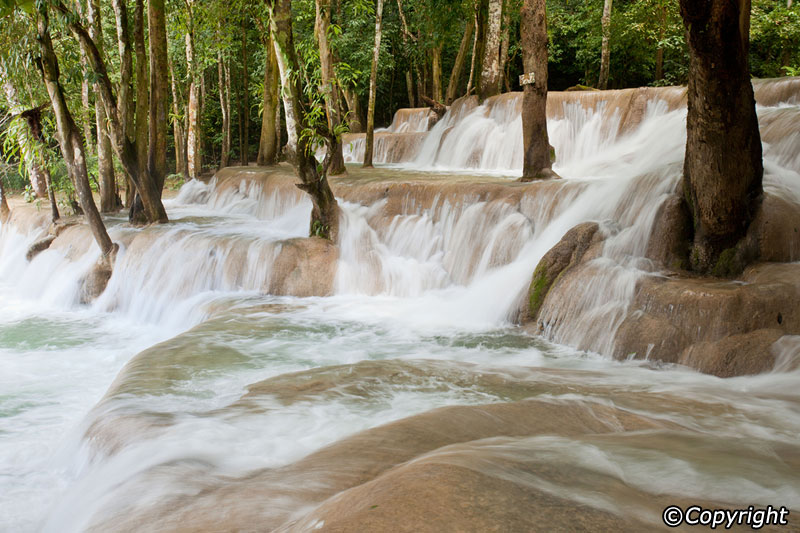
[
  {"left": 185, "top": 2, "right": 199, "bottom": 179},
  {"left": 478, "top": 0, "right": 502, "bottom": 101},
  {"left": 169, "top": 53, "right": 189, "bottom": 178},
  {"left": 257, "top": 36, "right": 280, "bottom": 166},
  {"left": 520, "top": 0, "right": 555, "bottom": 181},
  {"left": 315, "top": 0, "right": 346, "bottom": 174},
  {"left": 598, "top": 0, "right": 612, "bottom": 89},
  {"left": 655, "top": 1, "right": 666, "bottom": 82},
  {"left": 466, "top": 4, "right": 480, "bottom": 97},
  {"left": 88, "top": 0, "right": 120, "bottom": 213},
  {"left": 266, "top": 0, "right": 340, "bottom": 241},
  {"left": 363, "top": 0, "right": 384, "bottom": 168},
  {"left": 241, "top": 22, "right": 250, "bottom": 166},
  {"left": 148, "top": 0, "right": 169, "bottom": 193},
  {"left": 498, "top": 2, "right": 511, "bottom": 92},
  {"left": 679, "top": 0, "right": 763, "bottom": 275},
  {"left": 37, "top": 6, "right": 115, "bottom": 258},
  {"left": 431, "top": 44, "right": 443, "bottom": 104},
  {"left": 446, "top": 16, "right": 475, "bottom": 104},
  {"left": 111, "top": 0, "right": 134, "bottom": 142}
]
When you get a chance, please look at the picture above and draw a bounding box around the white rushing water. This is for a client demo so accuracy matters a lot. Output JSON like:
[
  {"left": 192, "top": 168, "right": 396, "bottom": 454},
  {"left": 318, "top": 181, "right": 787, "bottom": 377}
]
[{"left": 2, "top": 84, "right": 800, "bottom": 531}]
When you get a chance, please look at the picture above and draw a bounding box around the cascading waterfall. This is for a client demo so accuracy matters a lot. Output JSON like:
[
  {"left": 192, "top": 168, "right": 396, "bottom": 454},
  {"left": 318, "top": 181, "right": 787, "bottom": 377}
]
[{"left": 1, "top": 78, "right": 800, "bottom": 532}]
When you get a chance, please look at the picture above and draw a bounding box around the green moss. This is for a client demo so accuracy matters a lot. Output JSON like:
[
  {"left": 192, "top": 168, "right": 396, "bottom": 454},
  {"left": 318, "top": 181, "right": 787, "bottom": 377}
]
[
  {"left": 711, "top": 247, "right": 739, "bottom": 278},
  {"left": 528, "top": 263, "right": 551, "bottom": 320}
]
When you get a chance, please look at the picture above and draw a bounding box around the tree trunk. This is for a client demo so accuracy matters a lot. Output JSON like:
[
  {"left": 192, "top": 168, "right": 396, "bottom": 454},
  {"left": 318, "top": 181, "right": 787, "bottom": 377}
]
[
  {"left": 478, "top": 0, "right": 502, "bottom": 101},
  {"left": 520, "top": 0, "right": 555, "bottom": 181},
  {"left": 266, "top": 0, "right": 340, "bottom": 241},
  {"left": 257, "top": 37, "right": 280, "bottom": 166},
  {"left": 498, "top": 3, "right": 511, "bottom": 92},
  {"left": 218, "top": 54, "right": 231, "bottom": 168},
  {"left": 37, "top": 7, "right": 115, "bottom": 258},
  {"left": 363, "top": 0, "right": 384, "bottom": 168},
  {"left": 315, "top": 0, "right": 346, "bottom": 174},
  {"left": 1, "top": 75, "right": 48, "bottom": 198},
  {"left": 0, "top": 173, "right": 8, "bottom": 223},
  {"left": 679, "top": 0, "right": 763, "bottom": 275},
  {"left": 446, "top": 16, "right": 475, "bottom": 104},
  {"left": 466, "top": 5, "right": 480, "bottom": 97},
  {"left": 148, "top": 0, "right": 169, "bottom": 193},
  {"left": 185, "top": 5, "right": 199, "bottom": 179},
  {"left": 169, "top": 53, "right": 189, "bottom": 179},
  {"left": 655, "top": 1, "right": 666, "bottom": 81},
  {"left": 88, "top": 0, "right": 120, "bottom": 213},
  {"left": 111, "top": 0, "right": 134, "bottom": 142},
  {"left": 241, "top": 22, "right": 250, "bottom": 166},
  {"left": 431, "top": 44, "right": 443, "bottom": 104},
  {"left": 598, "top": 0, "right": 612, "bottom": 89}
]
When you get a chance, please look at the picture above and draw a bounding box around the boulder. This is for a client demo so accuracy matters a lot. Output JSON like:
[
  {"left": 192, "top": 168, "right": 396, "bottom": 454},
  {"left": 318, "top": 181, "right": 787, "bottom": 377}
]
[
  {"left": 269, "top": 237, "right": 339, "bottom": 297},
  {"left": 645, "top": 194, "right": 692, "bottom": 271}
]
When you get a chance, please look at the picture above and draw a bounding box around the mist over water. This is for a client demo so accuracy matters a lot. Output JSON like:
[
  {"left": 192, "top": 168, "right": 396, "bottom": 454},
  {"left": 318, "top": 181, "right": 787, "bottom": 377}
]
[{"left": 2, "top": 82, "right": 800, "bottom": 531}]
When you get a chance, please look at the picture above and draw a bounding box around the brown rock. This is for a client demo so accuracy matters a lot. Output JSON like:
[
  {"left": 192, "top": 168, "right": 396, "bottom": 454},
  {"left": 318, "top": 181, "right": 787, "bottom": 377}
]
[
  {"left": 645, "top": 194, "right": 692, "bottom": 271},
  {"left": 678, "top": 329, "right": 783, "bottom": 377},
  {"left": 79, "top": 244, "right": 118, "bottom": 303},
  {"left": 269, "top": 237, "right": 338, "bottom": 297}
]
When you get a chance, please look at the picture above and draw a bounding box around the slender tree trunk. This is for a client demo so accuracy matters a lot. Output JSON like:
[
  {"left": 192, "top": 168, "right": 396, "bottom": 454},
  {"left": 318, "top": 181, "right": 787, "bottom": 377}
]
[
  {"left": 169, "top": 54, "right": 189, "bottom": 179},
  {"left": 132, "top": 0, "right": 150, "bottom": 213},
  {"left": 237, "top": 63, "right": 244, "bottom": 164},
  {"left": 598, "top": 0, "right": 612, "bottom": 89},
  {"left": 1, "top": 76, "right": 47, "bottom": 198},
  {"left": 185, "top": 4, "right": 199, "bottom": 179},
  {"left": 446, "top": 16, "right": 475, "bottom": 104},
  {"left": 498, "top": 3, "right": 511, "bottom": 92},
  {"left": 241, "top": 24, "right": 250, "bottom": 166},
  {"left": 466, "top": 5, "right": 480, "bottom": 96},
  {"left": 111, "top": 0, "right": 133, "bottom": 140},
  {"left": 655, "top": 1, "right": 666, "bottom": 81},
  {"left": 148, "top": 0, "right": 169, "bottom": 193},
  {"left": 363, "top": 0, "right": 384, "bottom": 168},
  {"left": 77, "top": 0, "right": 93, "bottom": 158},
  {"left": 88, "top": 0, "right": 120, "bottom": 213},
  {"left": 274, "top": 39, "right": 299, "bottom": 161},
  {"left": 37, "top": 7, "right": 115, "bottom": 258},
  {"left": 479, "top": 0, "right": 502, "bottom": 101},
  {"left": 431, "top": 44, "right": 443, "bottom": 103},
  {"left": 257, "top": 37, "right": 280, "bottom": 166},
  {"left": 679, "top": 0, "right": 763, "bottom": 275},
  {"left": 520, "top": 0, "right": 554, "bottom": 181},
  {"left": 315, "top": 0, "right": 346, "bottom": 174},
  {"left": 218, "top": 53, "right": 231, "bottom": 168},
  {"left": 0, "top": 173, "right": 9, "bottom": 223},
  {"left": 266, "top": 0, "right": 340, "bottom": 241}
]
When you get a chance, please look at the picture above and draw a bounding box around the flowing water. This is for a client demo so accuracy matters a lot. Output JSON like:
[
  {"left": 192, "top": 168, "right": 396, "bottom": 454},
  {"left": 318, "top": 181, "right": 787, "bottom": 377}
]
[{"left": 1, "top": 80, "right": 800, "bottom": 531}]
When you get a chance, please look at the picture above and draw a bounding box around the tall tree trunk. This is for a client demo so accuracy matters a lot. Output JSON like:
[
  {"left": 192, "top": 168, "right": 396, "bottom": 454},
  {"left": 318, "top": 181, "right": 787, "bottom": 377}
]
[
  {"left": 185, "top": 4, "right": 199, "bottom": 179},
  {"left": 148, "top": 0, "right": 169, "bottom": 194},
  {"left": 520, "top": 0, "right": 554, "bottom": 180},
  {"left": 169, "top": 53, "right": 189, "bottom": 179},
  {"left": 88, "top": 0, "right": 120, "bottom": 213},
  {"left": 679, "top": 0, "right": 763, "bottom": 275},
  {"left": 478, "top": 0, "right": 502, "bottom": 101},
  {"left": 395, "top": 0, "right": 416, "bottom": 107},
  {"left": 363, "top": 0, "right": 384, "bottom": 168},
  {"left": 498, "top": 2, "right": 511, "bottom": 92},
  {"left": 218, "top": 53, "right": 231, "bottom": 168},
  {"left": 315, "top": 0, "right": 346, "bottom": 174},
  {"left": 266, "top": 0, "right": 340, "bottom": 241},
  {"left": 1, "top": 75, "right": 48, "bottom": 198},
  {"left": 241, "top": 23, "right": 250, "bottom": 166},
  {"left": 431, "top": 44, "right": 443, "bottom": 103},
  {"left": 655, "top": 1, "right": 666, "bottom": 81},
  {"left": 111, "top": 0, "right": 134, "bottom": 141},
  {"left": 77, "top": 0, "right": 93, "bottom": 158},
  {"left": 598, "top": 0, "right": 612, "bottom": 89},
  {"left": 466, "top": 5, "right": 480, "bottom": 96},
  {"left": 37, "top": 7, "right": 115, "bottom": 259},
  {"left": 257, "top": 38, "right": 280, "bottom": 166},
  {"left": 0, "top": 173, "right": 8, "bottom": 223},
  {"left": 446, "top": 16, "right": 475, "bottom": 104}
]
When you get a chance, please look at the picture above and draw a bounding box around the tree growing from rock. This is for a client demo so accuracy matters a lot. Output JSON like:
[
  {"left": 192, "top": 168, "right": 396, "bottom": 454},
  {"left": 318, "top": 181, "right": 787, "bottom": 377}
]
[{"left": 679, "top": 0, "right": 763, "bottom": 275}]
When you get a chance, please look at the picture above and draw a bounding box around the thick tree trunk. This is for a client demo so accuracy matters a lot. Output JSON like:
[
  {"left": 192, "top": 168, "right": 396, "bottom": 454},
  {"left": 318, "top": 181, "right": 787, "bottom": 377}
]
[
  {"left": 598, "top": 0, "right": 612, "bottom": 89},
  {"left": 185, "top": 7, "right": 199, "bottom": 179},
  {"left": 148, "top": 0, "right": 169, "bottom": 193},
  {"left": 363, "top": 0, "right": 384, "bottom": 168},
  {"left": 266, "top": 0, "right": 340, "bottom": 241},
  {"left": 520, "top": 0, "right": 555, "bottom": 181},
  {"left": 679, "top": 0, "right": 763, "bottom": 275},
  {"left": 446, "top": 17, "right": 475, "bottom": 104},
  {"left": 257, "top": 38, "right": 280, "bottom": 166},
  {"left": 431, "top": 44, "right": 443, "bottom": 104},
  {"left": 37, "top": 7, "right": 115, "bottom": 258},
  {"left": 218, "top": 54, "right": 231, "bottom": 169},
  {"left": 478, "top": 0, "right": 502, "bottom": 101},
  {"left": 241, "top": 23, "right": 250, "bottom": 166},
  {"left": 88, "top": 0, "right": 120, "bottom": 213},
  {"left": 315, "top": 0, "right": 346, "bottom": 174}
]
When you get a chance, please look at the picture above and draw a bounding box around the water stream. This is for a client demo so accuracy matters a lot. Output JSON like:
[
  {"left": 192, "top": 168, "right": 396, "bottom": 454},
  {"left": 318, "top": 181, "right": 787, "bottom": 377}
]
[{"left": 1, "top": 80, "right": 800, "bottom": 531}]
